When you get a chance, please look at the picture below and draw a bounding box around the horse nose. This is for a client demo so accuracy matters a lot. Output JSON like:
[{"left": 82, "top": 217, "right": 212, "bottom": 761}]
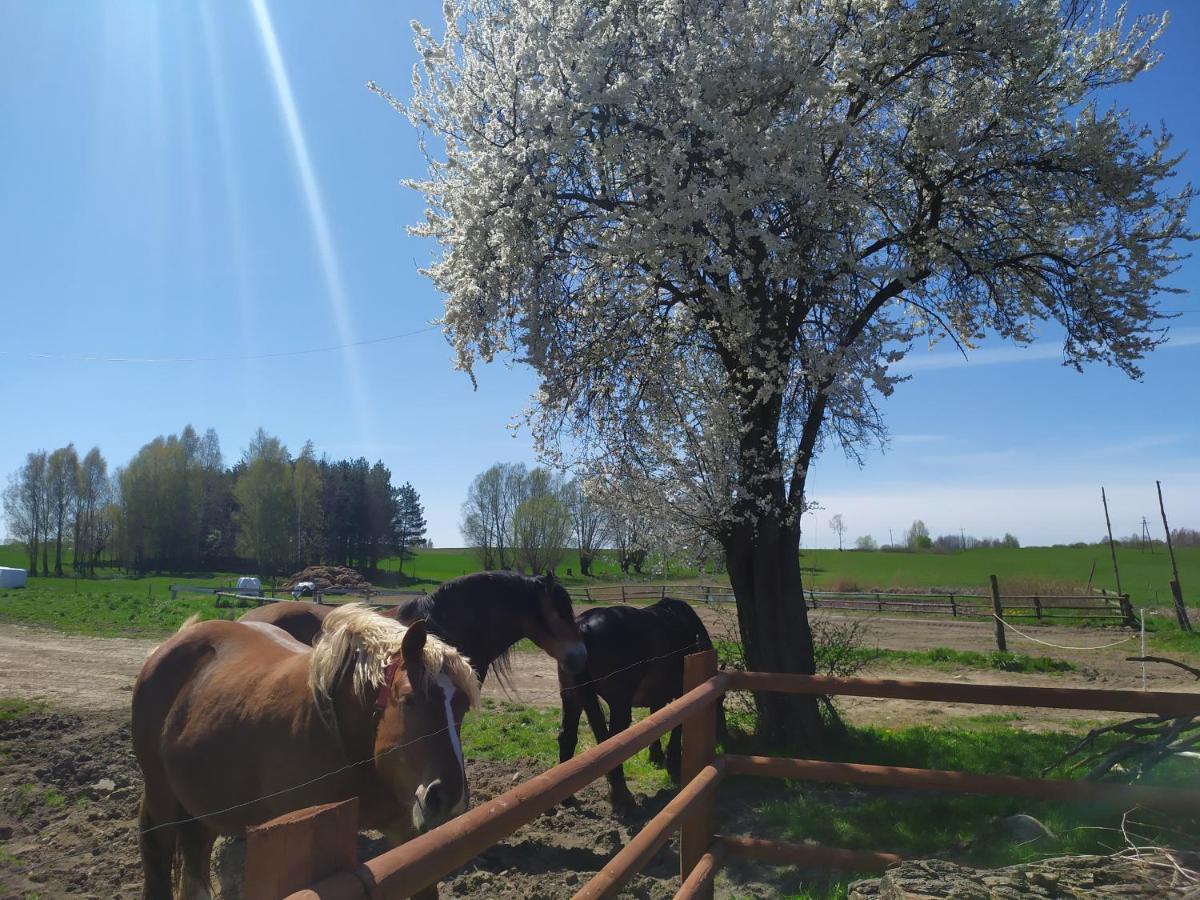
[
  {"left": 420, "top": 778, "right": 465, "bottom": 830},
  {"left": 565, "top": 644, "right": 587, "bottom": 674}
]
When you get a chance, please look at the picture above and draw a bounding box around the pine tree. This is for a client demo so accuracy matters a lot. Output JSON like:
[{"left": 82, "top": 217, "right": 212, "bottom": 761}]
[{"left": 392, "top": 482, "right": 427, "bottom": 576}]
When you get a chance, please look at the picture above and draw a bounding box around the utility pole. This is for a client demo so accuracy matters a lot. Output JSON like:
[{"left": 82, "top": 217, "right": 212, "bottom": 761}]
[
  {"left": 1157, "top": 480, "right": 1191, "bottom": 632},
  {"left": 1101, "top": 487, "right": 1123, "bottom": 599},
  {"left": 1140, "top": 517, "right": 1153, "bottom": 553}
]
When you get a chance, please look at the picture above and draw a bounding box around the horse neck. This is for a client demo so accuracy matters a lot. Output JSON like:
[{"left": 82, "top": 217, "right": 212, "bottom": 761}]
[{"left": 433, "top": 585, "right": 533, "bottom": 673}]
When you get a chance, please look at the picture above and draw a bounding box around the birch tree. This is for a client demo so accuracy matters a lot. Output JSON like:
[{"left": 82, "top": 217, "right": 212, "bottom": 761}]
[{"left": 392, "top": 0, "right": 1193, "bottom": 741}]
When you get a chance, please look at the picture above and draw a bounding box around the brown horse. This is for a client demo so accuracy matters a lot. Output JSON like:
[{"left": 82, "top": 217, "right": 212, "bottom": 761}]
[
  {"left": 242, "top": 571, "right": 587, "bottom": 683},
  {"left": 132, "top": 605, "right": 479, "bottom": 899}
]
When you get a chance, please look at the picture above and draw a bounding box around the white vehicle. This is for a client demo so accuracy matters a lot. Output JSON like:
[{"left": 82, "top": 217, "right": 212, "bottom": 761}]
[
  {"left": 0, "top": 567, "right": 27, "bottom": 588},
  {"left": 290, "top": 581, "right": 316, "bottom": 599},
  {"left": 236, "top": 576, "right": 263, "bottom": 597}
]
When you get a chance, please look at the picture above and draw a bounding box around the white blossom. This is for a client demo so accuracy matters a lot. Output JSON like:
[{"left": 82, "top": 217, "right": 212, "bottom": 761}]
[{"left": 386, "top": 0, "right": 1193, "bottom": 545}]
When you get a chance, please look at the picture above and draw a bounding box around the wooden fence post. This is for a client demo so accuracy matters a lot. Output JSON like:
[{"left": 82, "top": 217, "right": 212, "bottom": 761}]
[
  {"left": 243, "top": 799, "right": 359, "bottom": 900},
  {"left": 1033, "top": 595, "right": 1042, "bottom": 620},
  {"left": 949, "top": 595, "right": 957, "bottom": 617},
  {"left": 1118, "top": 594, "right": 1135, "bottom": 630},
  {"left": 989, "top": 575, "right": 1007, "bottom": 653},
  {"left": 679, "top": 650, "right": 719, "bottom": 900}
]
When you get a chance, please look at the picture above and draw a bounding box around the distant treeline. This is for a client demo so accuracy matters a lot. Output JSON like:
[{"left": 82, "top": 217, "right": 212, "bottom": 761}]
[{"left": 2, "top": 426, "right": 426, "bottom": 577}]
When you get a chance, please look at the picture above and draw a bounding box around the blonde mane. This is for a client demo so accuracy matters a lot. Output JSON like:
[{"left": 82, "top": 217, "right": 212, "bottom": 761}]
[{"left": 308, "top": 603, "right": 480, "bottom": 709}]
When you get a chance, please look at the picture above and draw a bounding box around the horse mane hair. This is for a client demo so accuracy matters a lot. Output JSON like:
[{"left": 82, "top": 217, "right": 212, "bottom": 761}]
[{"left": 308, "top": 603, "right": 480, "bottom": 709}]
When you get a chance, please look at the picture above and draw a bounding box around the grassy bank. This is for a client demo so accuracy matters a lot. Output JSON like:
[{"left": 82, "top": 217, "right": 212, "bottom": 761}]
[{"left": 749, "top": 718, "right": 1199, "bottom": 870}]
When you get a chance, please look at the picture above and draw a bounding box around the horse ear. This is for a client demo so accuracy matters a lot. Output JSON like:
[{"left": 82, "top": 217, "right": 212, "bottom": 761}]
[{"left": 401, "top": 619, "right": 428, "bottom": 672}]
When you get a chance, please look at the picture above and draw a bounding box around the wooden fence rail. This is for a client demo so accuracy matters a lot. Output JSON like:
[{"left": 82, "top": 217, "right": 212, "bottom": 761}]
[{"left": 246, "top": 652, "right": 1200, "bottom": 900}]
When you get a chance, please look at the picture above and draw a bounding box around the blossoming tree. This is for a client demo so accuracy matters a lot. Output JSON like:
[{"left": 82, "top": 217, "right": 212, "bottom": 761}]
[{"left": 388, "top": 0, "right": 1193, "bottom": 741}]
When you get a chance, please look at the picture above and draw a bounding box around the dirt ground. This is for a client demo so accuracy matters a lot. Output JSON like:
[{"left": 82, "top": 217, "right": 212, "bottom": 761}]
[
  {"left": 0, "top": 705, "right": 807, "bottom": 899},
  {"left": 4, "top": 608, "right": 1195, "bottom": 724},
  {"left": 2, "top": 609, "right": 1198, "bottom": 898}
]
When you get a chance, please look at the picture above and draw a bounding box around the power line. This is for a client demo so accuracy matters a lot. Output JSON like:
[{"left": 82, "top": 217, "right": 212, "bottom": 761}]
[{"left": 0, "top": 324, "right": 441, "bottom": 365}]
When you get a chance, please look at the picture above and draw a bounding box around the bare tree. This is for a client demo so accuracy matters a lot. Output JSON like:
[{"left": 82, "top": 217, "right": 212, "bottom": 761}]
[
  {"left": 829, "top": 514, "right": 847, "bottom": 551},
  {"left": 564, "top": 478, "right": 608, "bottom": 576},
  {"left": 73, "top": 447, "right": 110, "bottom": 574},
  {"left": 47, "top": 444, "right": 79, "bottom": 576},
  {"left": 3, "top": 451, "right": 48, "bottom": 575}
]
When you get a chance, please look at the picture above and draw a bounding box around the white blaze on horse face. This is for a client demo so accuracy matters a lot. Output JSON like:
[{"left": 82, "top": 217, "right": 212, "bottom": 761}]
[
  {"left": 436, "top": 673, "right": 466, "bottom": 792},
  {"left": 412, "top": 673, "right": 467, "bottom": 833}
]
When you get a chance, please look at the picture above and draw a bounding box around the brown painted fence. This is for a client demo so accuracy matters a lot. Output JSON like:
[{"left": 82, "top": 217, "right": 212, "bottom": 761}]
[{"left": 243, "top": 654, "right": 1200, "bottom": 899}]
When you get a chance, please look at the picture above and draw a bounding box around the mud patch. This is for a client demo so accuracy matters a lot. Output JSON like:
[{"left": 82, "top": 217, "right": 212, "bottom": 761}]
[{"left": 0, "top": 707, "right": 142, "bottom": 897}]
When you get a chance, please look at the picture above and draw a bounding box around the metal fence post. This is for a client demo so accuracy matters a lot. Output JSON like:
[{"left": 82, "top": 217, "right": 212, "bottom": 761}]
[{"left": 680, "top": 650, "right": 719, "bottom": 899}]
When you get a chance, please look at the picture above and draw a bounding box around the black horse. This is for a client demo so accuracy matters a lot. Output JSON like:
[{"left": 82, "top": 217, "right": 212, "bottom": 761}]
[
  {"left": 242, "top": 571, "right": 587, "bottom": 681},
  {"left": 557, "top": 598, "right": 720, "bottom": 811},
  {"left": 395, "top": 571, "right": 587, "bottom": 681}
]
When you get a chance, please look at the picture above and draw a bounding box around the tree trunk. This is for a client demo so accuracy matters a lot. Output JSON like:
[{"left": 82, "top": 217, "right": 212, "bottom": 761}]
[
  {"left": 724, "top": 516, "right": 822, "bottom": 745},
  {"left": 579, "top": 553, "right": 592, "bottom": 577}
]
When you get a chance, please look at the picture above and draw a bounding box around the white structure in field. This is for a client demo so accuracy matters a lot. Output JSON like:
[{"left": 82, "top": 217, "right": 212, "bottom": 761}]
[
  {"left": 236, "top": 576, "right": 263, "bottom": 596},
  {"left": 0, "top": 567, "right": 28, "bottom": 588}
]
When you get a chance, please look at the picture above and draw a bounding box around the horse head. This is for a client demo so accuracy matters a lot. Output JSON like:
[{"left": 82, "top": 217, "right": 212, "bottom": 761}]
[
  {"left": 372, "top": 619, "right": 476, "bottom": 837},
  {"left": 310, "top": 606, "right": 479, "bottom": 841},
  {"left": 527, "top": 571, "right": 587, "bottom": 675}
]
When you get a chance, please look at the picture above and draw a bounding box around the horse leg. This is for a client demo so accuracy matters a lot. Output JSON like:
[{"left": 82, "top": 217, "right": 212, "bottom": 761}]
[
  {"left": 604, "top": 700, "right": 636, "bottom": 813},
  {"left": 177, "top": 819, "right": 217, "bottom": 900},
  {"left": 646, "top": 702, "right": 665, "bottom": 768},
  {"left": 557, "top": 690, "right": 583, "bottom": 765},
  {"left": 666, "top": 723, "right": 683, "bottom": 783},
  {"left": 137, "top": 792, "right": 177, "bottom": 900}
]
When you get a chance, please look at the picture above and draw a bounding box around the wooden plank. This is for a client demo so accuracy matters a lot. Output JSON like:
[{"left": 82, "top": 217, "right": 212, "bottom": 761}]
[
  {"left": 678, "top": 651, "right": 719, "bottom": 900},
  {"left": 573, "top": 762, "right": 723, "bottom": 900},
  {"left": 244, "top": 799, "right": 359, "bottom": 900},
  {"left": 303, "top": 674, "right": 731, "bottom": 900},
  {"left": 673, "top": 844, "right": 726, "bottom": 900},
  {"left": 723, "top": 756, "right": 1200, "bottom": 815},
  {"left": 726, "top": 672, "right": 1200, "bottom": 716}
]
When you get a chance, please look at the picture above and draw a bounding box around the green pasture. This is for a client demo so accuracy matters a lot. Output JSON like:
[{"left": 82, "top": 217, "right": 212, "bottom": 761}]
[
  {"left": 746, "top": 717, "right": 1200, "bottom": 874},
  {"left": 1, "top": 540, "right": 1197, "bottom": 641}
]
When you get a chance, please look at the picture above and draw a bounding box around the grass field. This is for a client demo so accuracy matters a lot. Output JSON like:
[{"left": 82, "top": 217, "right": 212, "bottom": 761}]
[
  {"left": 2, "top": 540, "right": 1198, "bottom": 642},
  {"left": 753, "top": 717, "right": 1200, "bottom": 871}
]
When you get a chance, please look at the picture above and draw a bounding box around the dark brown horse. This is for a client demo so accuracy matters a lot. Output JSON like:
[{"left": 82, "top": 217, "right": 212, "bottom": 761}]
[
  {"left": 239, "top": 597, "right": 332, "bottom": 645},
  {"left": 395, "top": 571, "right": 587, "bottom": 682},
  {"left": 242, "top": 571, "right": 587, "bottom": 682},
  {"left": 557, "top": 599, "right": 719, "bottom": 811},
  {"left": 132, "top": 605, "right": 479, "bottom": 899}
]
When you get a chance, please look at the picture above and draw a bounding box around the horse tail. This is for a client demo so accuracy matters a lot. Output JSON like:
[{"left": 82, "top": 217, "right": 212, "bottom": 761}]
[{"left": 176, "top": 613, "right": 202, "bottom": 633}]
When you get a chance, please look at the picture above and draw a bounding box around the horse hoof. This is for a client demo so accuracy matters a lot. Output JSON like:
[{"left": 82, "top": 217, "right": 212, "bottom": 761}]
[{"left": 611, "top": 794, "right": 637, "bottom": 817}]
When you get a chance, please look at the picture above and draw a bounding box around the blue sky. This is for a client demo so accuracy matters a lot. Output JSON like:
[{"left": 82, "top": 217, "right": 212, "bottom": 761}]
[{"left": 1, "top": 1, "right": 1196, "bottom": 549}]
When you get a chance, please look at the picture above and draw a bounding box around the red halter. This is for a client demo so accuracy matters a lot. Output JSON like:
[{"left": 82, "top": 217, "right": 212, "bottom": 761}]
[{"left": 374, "top": 656, "right": 402, "bottom": 714}]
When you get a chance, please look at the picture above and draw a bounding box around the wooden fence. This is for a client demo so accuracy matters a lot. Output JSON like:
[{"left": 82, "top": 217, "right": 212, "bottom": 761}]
[
  {"left": 569, "top": 581, "right": 1133, "bottom": 627},
  {"left": 245, "top": 653, "right": 1200, "bottom": 899}
]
